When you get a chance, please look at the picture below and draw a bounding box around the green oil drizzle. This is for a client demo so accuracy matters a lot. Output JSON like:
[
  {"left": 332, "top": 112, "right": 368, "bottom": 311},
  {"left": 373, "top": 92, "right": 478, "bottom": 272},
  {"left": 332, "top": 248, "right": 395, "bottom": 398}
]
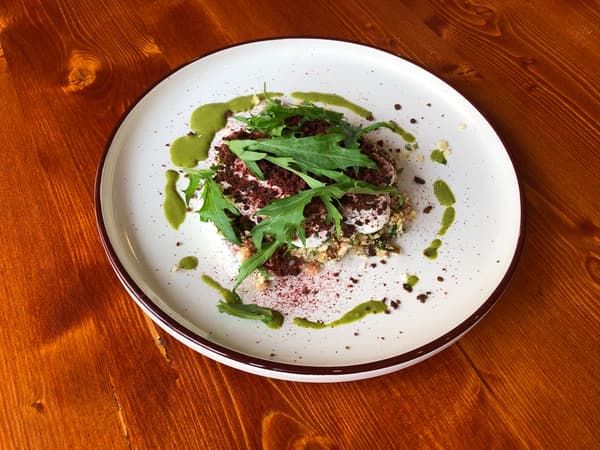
[
  {"left": 201, "top": 274, "right": 284, "bottom": 329},
  {"left": 389, "top": 120, "right": 416, "bottom": 143},
  {"left": 433, "top": 180, "right": 455, "bottom": 206},
  {"left": 438, "top": 206, "right": 455, "bottom": 236},
  {"left": 170, "top": 92, "right": 282, "bottom": 168},
  {"left": 290, "top": 91, "right": 373, "bottom": 119},
  {"left": 430, "top": 149, "right": 447, "bottom": 165},
  {"left": 423, "top": 239, "right": 442, "bottom": 259},
  {"left": 177, "top": 256, "right": 198, "bottom": 270},
  {"left": 164, "top": 170, "right": 187, "bottom": 229},
  {"left": 201, "top": 274, "right": 240, "bottom": 305},
  {"left": 293, "top": 300, "right": 387, "bottom": 329},
  {"left": 406, "top": 274, "right": 419, "bottom": 287}
]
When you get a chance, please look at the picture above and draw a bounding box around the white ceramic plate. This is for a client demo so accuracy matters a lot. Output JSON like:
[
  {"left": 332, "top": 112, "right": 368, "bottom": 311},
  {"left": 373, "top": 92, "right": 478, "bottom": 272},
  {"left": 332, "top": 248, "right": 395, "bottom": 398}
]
[{"left": 96, "top": 38, "right": 523, "bottom": 382}]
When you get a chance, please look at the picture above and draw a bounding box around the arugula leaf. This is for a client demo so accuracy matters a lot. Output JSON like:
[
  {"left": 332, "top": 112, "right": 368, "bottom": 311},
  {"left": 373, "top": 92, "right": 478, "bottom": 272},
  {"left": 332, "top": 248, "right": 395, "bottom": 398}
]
[
  {"left": 184, "top": 168, "right": 242, "bottom": 245},
  {"left": 263, "top": 156, "right": 325, "bottom": 188},
  {"left": 251, "top": 191, "right": 316, "bottom": 249},
  {"left": 320, "top": 194, "right": 344, "bottom": 238},
  {"left": 227, "top": 134, "right": 377, "bottom": 176},
  {"left": 252, "top": 181, "right": 399, "bottom": 250},
  {"left": 233, "top": 239, "right": 281, "bottom": 291},
  {"left": 217, "top": 301, "right": 284, "bottom": 329},
  {"left": 228, "top": 181, "right": 399, "bottom": 290},
  {"left": 234, "top": 99, "right": 344, "bottom": 135},
  {"left": 182, "top": 167, "right": 214, "bottom": 206}
]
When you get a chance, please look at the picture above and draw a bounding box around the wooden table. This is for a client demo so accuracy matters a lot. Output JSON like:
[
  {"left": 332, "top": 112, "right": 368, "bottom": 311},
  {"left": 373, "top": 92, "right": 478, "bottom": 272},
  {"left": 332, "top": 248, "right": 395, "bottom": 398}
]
[{"left": 1, "top": 0, "right": 598, "bottom": 448}]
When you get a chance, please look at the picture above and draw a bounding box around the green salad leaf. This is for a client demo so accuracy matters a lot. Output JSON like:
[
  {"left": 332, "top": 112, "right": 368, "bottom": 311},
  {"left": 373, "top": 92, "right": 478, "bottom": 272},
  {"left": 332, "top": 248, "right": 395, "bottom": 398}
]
[
  {"left": 234, "top": 99, "right": 345, "bottom": 136},
  {"left": 184, "top": 168, "right": 242, "bottom": 245},
  {"left": 227, "top": 134, "right": 377, "bottom": 179}
]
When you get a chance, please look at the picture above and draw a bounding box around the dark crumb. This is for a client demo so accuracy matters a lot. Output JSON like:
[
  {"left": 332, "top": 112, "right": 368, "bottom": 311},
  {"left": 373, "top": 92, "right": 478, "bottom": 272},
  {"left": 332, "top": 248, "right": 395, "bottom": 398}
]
[
  {"left": 333, "top": 272, "right": 340, "bottom": 277},
  {"left": 413, "top": 176, "right": 426, "bottom": 185},
  {"left": 366, "top": 113, "right": 374, "bottom": 121},
  {"left": 187, "top": 131, "right": 196, "bottom": 136},
  {"left": 345, "top": 345, "right": 351, "bottom": 350},
  {"left": 380, "top": 259, "right": 387, "bottom": 265},
  {"left": 417, "top": 293, "right": 428, "bottom": 303},
  {"left": 390, "top": 300, "right": 400, "bottom": 309},
  {"left": 165, "top": 143, "right": 170, "bottom": 147},
  {"left": 354, "top": 331, "right": 359, "bottom": 336},
  {"left": 423, "top": 205, "right": 433, "bottom": 214},
  {"left": 437, "top": 276, "right": 445, "bottom": 282},
  {"left": 394, "top": 103, "right": 402, "bottom": 110},
  {"left": 346, "top": 284, "right": 354, "bottom": 288},
  {"left": 384, "top": 310, "right": 391, "bottom": 315},
  {"left": 382, "top": 297, "right": 388, "bottom": 303},
  {"left": 176, "top": 241, "right": 182, "bottom": 247},
  {"left": 426, "top": 102, "right": 432, "bottom": 107},
  {"left": 269, "top": 353, "right": 276, "bottom": 357},
  {"left": 377, "top": 139, "right": 384, "bottom": 146},
  {"left": 403, "top": 283, "right": 413, "bottom": 293},
  {"left": 349, "top": 277, "right": 359, "bottom": 284},
  {"left": 410, "top": 118, "right": 417, "bottom": 124},
  {"left": 370, "top": 263, "right": 377, "bottom": 268}
]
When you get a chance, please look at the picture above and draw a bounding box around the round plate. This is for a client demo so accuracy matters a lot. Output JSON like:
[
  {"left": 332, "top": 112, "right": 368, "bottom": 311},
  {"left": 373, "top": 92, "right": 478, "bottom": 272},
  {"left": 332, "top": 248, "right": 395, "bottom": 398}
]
[{"left": 95, "top": 38, "right": 524, "bottom": 382}]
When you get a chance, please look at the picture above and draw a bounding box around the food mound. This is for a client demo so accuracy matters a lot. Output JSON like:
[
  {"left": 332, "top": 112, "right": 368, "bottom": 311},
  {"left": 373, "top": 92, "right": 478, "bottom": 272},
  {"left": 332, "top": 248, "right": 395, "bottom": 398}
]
[{"left": 183, "top": 96, "right": 412, "bottom": 294}]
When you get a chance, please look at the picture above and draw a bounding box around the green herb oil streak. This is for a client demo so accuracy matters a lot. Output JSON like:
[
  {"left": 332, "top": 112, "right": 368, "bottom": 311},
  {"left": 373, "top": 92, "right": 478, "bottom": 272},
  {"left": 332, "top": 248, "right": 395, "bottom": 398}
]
[
  {"left": 170, "top": 92, "right": 282, "bottom": 168},
  {"left": 201, "top": 274, "right": 284, "bottom": 329},
  {"left": 433, "top": 180, "right": 455, "bottom": 206},
  {"left": 389, "top": 121, "right": 416, "bottom": 143},
  {"left": 293, "top": 300, "right": 387, "bottom": 329},
  {"left": 200, "top": 274, "right": 240, "bottom": 305},
  {"left": 164, "top": 170, "right": 187, "bottom": 229},
  {"left": 438, "top": 206, "right": 455, "bottom": 236},
  {"left": 432, "top": 179, "right": 456, "bottom": 236},
  {"left": 290, "top": 91, "right": 373, "bottom": 119}
]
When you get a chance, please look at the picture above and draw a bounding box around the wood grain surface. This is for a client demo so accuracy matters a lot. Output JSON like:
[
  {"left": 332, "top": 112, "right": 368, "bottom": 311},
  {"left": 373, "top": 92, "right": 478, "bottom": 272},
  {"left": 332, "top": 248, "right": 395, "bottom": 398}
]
[{"left": 1, "top": 0, "right": 598, "bottom": 448}]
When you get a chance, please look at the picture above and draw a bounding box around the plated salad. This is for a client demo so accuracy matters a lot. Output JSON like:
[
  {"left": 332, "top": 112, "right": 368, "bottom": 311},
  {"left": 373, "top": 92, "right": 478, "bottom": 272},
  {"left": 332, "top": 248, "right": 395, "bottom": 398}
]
[{"left": 164, "top": 90, "right": 416, "bottom": 328}]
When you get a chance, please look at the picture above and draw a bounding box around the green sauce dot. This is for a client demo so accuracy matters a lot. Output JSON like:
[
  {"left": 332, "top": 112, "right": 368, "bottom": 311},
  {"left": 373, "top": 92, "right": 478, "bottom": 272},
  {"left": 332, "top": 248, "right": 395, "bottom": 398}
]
[{"left": 177, "top": 256, "right": 198, "bottom": 270}]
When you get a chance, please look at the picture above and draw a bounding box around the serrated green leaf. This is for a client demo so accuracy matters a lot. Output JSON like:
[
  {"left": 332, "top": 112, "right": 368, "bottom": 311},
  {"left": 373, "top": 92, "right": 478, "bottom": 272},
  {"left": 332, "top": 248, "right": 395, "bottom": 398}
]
[{"left": 197, "top": 177, "right": 241, "bottom": 245}]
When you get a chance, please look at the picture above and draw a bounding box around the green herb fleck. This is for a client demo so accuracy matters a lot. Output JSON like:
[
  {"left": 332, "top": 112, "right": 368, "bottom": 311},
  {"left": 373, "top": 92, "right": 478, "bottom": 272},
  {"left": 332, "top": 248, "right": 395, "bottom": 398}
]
[
  {"left": 406, "top": 274, "right": 419, "bottom": 287},
  {"left": 430, "top": 149, "right": 447, "bottom": 165},
  {"left": 423, "top": 239, "right": 442, "bottom": 259}
]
